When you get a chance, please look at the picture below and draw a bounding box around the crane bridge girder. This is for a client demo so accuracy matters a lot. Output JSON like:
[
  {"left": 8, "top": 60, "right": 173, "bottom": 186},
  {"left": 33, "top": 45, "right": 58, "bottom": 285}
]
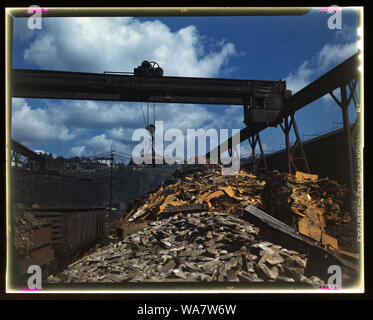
[{"left": 12, "top": 69, "right": 289, "bottom": 112}]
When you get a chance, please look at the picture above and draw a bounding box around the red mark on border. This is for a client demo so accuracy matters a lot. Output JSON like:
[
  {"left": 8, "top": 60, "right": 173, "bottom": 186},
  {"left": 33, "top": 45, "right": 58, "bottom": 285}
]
[
  {"left": 319, "top": 286, "right": 341, "bottom": 290},
  {"left": 20, "top": 287, "right": 41, "bottom": 292},
  {"left": 320, "top": 7, "right": 342, "bottom": 13},
  {"left": 27, "top": 8, "right": 49, "bottom": 13}
]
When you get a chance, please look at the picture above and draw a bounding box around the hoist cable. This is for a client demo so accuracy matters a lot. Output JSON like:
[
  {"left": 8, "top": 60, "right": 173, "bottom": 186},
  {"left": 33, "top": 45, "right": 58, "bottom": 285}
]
[
  {"left": 140, "top": 103, "right": 147, "bottom": 127},
  {"left": 147, "top": 102, "right": 149, "bottom": 126}
]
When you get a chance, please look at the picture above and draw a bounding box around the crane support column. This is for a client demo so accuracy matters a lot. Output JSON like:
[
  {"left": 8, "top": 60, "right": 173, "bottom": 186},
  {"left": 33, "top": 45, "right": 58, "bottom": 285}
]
[
  {"left": 280, "top": 112, "right": 310, "bottom": 175},
  {"left": 329, "top": 78, "right": 359, "bottom": 191},
  {"left": 248, "top": 133, "right": 268, "bottom": 175}
]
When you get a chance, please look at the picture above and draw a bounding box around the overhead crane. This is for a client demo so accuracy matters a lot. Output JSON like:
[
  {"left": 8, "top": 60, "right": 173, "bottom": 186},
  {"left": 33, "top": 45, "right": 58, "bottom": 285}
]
[{"left": 11, "top": 51, "right": 360, "bottom": 189}]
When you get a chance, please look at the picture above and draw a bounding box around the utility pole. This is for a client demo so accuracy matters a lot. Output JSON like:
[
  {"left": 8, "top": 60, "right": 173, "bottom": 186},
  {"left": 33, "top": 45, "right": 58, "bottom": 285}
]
[
  {"left": 109, "top": 143, "right": 115, "bottom": 214},
  {"left": 94, "top": 143, "right": 115, "bottom": 213}
]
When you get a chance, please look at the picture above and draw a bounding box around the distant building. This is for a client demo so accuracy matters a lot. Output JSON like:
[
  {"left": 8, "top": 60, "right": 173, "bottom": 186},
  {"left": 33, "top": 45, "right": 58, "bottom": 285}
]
[
  {"left": 128, "top": 154, "right": 182, "bottom": 167},
  {"left": 66, "top": 156, "right": 81, "bottom": 169},
  {"left": 46, "top": 155, "right": 66, "bottom": 173},
  {"left": 79, "top": 159, "right": 108, "bottom": 170},
  {"left": 65, "top": 157, "right": 109, "bottom": 171}
]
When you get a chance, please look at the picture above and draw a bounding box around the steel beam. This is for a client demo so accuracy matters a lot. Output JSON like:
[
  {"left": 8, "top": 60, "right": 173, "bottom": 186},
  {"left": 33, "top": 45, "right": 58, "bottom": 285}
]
[
  {"left": 12, "top": 69, "right": 286, "bottom": 106},
  {"left": 279, "top": 52, "right": 360, "bottom": 121},
  {"left": 11, "top": 139, "right": 43, "bottom": 162},
  {"left": 208, "top": 52, "right": 360, "bottom": 158},
  {"left": 11, "top": 52, "right": 360, "bottom": 163}
]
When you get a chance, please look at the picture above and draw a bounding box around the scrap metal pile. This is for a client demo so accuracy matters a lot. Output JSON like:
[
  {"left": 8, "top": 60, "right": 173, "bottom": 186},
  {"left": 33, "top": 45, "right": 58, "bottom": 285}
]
[
  {"left": 13, "top": 210, "right": 55, "bottom": 278},
  {"left": 119, "top": 165, "right": 356, "bottom": 255},
  {"left": 121, "top": 164, "right": 264, "bottom": 225},
  {"left": 261, "top": 170, "right": 356, "bottom": 254},
  {"left": 48, "top": 164, "right": 357, "bottom": 284},
  {"left": 13, "top": 211, "right": 50, "bottom": 255},
  {"left": 49, "top": 211, "right": 324, "bottom": 285}
]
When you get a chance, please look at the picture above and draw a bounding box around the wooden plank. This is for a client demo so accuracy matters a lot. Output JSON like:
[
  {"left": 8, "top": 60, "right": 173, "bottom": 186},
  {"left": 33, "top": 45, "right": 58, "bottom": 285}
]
[
  {"left": 244, "top": 205, "right": 358, "bottom": 273},
  {"left": 162, "top": 203, "right": 205, "bottom": 215}
]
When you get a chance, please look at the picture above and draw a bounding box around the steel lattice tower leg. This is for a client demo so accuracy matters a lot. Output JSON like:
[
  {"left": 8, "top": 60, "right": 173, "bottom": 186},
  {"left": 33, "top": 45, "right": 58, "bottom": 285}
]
[
  {"left": 248, "top": 133, "right": 268, "bottom": 175},
  {"left": 329, "top": 78, "right": 359, "bottom": 191},
  {"left": 280, "top": 112, "right": 310, "bottom": 175}
]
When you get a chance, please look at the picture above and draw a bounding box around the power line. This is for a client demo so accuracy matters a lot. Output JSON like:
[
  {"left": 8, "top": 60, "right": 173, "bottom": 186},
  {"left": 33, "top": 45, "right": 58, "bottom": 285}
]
[{"left": 115, "top": 151, "right": 132, "bottom": 158}]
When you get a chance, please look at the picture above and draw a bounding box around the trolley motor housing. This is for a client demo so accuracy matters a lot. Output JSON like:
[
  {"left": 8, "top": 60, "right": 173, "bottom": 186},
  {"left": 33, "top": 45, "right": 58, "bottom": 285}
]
[
  {"left": 134, "top": 61, "right": 164, "bottom": 77},
  {"left": 243, "top": 81, "right": 292, "bottom": 125}
]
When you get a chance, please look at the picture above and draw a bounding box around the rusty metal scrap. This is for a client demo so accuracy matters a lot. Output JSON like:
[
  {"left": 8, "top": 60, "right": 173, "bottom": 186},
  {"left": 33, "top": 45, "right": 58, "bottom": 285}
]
[
  {"left": 119, "top": 166, "right": 354, "bottom": 257},
  {"left": 13, "top": 211, "right": 51, "bottom": 255},
  {"left": 13, "top": 211, "right": 55, "bottom": 276},
  {"left": 43, "top": 164, "right": 360, "bottom": 284},
  {"left": 120, "top": 165, "right": 265, "bottom": 227},
  {"left": 261, "top": 170, "right": 354, "bottom": 254},
  {"left": 16, "top": 162, "right": 354, "bottom": 286}
]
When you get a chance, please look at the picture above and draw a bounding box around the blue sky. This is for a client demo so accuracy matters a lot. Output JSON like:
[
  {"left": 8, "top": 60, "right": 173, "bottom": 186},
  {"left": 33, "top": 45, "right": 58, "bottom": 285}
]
[{"left": 11, "top": 8, "right": 359, "bottom": 160}]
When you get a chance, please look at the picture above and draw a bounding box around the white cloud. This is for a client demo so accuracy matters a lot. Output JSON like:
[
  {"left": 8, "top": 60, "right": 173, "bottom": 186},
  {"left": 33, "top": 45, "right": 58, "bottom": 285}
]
[
  {"left": 335, "top": 25, "right": 357, "bottom": 42},
  {"left": 205, "top": 106, "right": 243, "bottom": 130},
  {"left": 24, "top": 33, "right": 65, "bottom": 70},
  {"left": 68, "top": 146, "right": 86, "bottom": 157},
  {"left": 85, "top": 134, "right": 112, "bottom": 154},
  {"left": 286, "top": 61, "right": 314, "bottom": 94},
  {"left": 51, "top": 100, "right": 143, "bottom": 129},
  {"left": 285, "top": 28, "right": 358, "bottom": 94},
  {"left": 22, "top": 17, "right": 237, "bottom": 77},
  {"left": 33, "top": 149, "right": 46, "bottom": 155},
  {"left": 14, "top": 17, "right": 241, "bottom": 155},
  {"left": 106, "top": 127, "right": 134, "bottom": 142},
  {"left": 11, "top": 98, "right": 77, "bottom": 145},
  {"left": 46, "top": 99, "right": 223, "bottom": 137},
  {"left": 316, "top": 42, "right": 357, "bottom": 72},
  {"left": 68, "top": 133, "right": 134, "bottom": 157},
  {"left": 13, "top": 96, "right": 244, "bottom": 158},
  {"left": 160, "top": 104, "right": 213, "bottom": 132}
]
